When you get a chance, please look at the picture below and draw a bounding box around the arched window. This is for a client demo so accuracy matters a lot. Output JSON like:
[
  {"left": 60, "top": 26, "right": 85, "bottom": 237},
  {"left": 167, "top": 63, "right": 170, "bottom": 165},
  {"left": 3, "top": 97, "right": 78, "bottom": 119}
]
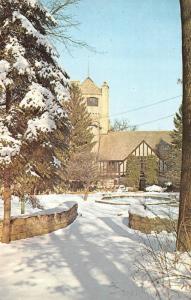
[{"left": 87, "top": 97, "right": 98, "bottom": 106}]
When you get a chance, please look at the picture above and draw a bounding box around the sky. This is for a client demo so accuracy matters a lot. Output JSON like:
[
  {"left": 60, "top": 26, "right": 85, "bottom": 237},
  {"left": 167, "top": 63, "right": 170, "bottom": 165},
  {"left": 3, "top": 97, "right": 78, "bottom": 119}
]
[{"left": 56, "top": 0, "right": 182, "bottom": 130}]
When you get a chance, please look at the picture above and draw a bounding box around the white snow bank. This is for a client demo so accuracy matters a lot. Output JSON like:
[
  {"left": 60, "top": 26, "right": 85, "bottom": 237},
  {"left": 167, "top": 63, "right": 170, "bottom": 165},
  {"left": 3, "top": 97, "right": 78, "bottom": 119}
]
[
  {"left": 11, "top": 201, "right": 77, "bottom": 219},
  {"left": 0, "top": 192, "right": 179, "bottom": 221},
  {"left": 135, "top": 245, "right": 191, "bottom": 299},
  {"left": 145, "top": 185, "right": 165, "bottom": 192},
  {"left": 0, "top": 192, "right": 188, "bottom": 300},
  {"left": 35, "top": 200, "right": 77, "bottom": 216},
  {"left": 129, "top": 204, "right": 178, "bottom": 220}
]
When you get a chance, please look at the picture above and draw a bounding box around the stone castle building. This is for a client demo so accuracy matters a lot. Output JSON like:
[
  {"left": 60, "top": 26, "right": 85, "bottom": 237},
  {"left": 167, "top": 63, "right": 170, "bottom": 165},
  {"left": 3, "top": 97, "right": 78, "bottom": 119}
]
[
  {"left": 77, "top": 77, "right": 171, "bottom": 188},
  {"left": 73, "top": 77, "right": 110, "bottom": 151}
]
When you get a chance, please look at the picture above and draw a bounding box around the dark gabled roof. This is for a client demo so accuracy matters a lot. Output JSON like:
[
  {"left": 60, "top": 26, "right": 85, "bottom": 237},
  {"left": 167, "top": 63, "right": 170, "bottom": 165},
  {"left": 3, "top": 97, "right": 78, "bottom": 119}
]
[{"left": 98, "top": 131, "right": 172, "bottom": 161}]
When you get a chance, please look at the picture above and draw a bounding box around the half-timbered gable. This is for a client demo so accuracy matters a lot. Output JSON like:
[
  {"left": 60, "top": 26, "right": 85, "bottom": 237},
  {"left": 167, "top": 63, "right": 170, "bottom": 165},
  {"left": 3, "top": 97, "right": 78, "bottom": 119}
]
[
  {"left": 98, "top": 131, "right": 171, "bottom": 184},
  {"left": 131, "top": 140, "right": 156, "bottom": 157}
]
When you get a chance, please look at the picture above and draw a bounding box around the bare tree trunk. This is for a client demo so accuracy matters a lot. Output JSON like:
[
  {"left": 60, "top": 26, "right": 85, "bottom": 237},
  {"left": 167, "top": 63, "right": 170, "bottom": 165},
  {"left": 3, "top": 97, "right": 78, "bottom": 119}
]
[
  {"left": 1, "top": 168, "right": 11, "bottom": 244},
  {"left": 83, "top": 190, "right": 89, "bottom": 201},
  {"left": 177, "top": 0, "right": 191, "bottom": 251},
  {"left": 20, "top": 196, "right": 25, "bottom": 215},
  {"left": 83, "top": 182, "right": 91, "bottom": 201}
]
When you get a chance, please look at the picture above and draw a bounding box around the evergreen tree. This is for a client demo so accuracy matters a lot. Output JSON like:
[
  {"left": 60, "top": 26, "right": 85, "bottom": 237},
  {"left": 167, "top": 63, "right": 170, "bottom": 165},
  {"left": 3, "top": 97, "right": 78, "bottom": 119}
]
[
  {"left": 163, "top": 105, "right": 182, "bottom": 189},
  {"left": 126, "top": 155, "right": 140, "bottom": 189},
  {"left": 0, "top": 0, "right": 70, "bottom": 242},
  {"left": 144, "top": 156, "right": 158, "bottom": 186},
  {"left": 165, "top": 146, "right": 181, "bottom": 188},
  {"left": 64, "top": 83, "right": 94, "bottom": 153},
  {"left": 171, "top": 104, "right": 182, "bottom": 150},
  {"left": 63, "top": 83, "right": 96, "bottom": 193}
]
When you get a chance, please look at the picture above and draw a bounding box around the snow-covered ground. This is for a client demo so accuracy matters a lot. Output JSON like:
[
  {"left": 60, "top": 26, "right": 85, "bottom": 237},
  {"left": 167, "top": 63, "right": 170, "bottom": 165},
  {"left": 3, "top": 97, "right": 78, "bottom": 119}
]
[{"left": 0, "top": 193, "right": 190, "bottom": 300}]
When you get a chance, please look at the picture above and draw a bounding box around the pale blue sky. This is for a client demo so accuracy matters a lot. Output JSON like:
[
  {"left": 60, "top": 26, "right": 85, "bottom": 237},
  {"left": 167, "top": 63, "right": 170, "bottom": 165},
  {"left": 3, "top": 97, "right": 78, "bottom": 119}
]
[{"left": 57, "top": 0, "right": 182, "bottom": 130}]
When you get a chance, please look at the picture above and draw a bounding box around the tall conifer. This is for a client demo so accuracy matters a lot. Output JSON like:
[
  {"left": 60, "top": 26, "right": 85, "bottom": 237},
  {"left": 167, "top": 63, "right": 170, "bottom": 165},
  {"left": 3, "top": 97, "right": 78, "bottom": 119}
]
[
  {"left": 64, "top": 83, "right": 94, "bottom": 153},
  {"left": 171, "top": 105, "right": 182, "bottom": 150},
  {"left": 164, "top": 105, "right": 182, "bottom": 188},
  {"left": 63, "top": 83, "right": 96, "bottom": 192},
  {"left": 0, "top": 0, "right": 70, "bottom": 242}
]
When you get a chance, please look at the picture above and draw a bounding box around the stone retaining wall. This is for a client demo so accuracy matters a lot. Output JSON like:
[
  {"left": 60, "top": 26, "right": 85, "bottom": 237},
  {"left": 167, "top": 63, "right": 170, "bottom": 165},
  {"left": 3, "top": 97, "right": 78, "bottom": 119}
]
[
  {"left": 129, "top": 212, "right": 177, "bottom": 234},
  {"left": 0, "top": 203, "right": 78, "bottom": 242}
]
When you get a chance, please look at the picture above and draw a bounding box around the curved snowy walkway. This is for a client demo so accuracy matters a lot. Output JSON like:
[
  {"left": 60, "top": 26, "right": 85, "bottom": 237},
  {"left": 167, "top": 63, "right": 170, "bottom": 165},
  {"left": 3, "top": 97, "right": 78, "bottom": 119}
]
[{"left": 0, "top": 195, "right": 181, "bottom": 300}]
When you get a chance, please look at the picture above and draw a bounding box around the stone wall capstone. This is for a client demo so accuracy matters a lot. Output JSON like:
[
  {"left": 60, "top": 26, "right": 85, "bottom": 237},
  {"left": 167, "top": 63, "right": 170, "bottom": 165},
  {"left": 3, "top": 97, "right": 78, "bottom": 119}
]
[{"left": 0, "top": 203, "right": 78, "bottom": 242}]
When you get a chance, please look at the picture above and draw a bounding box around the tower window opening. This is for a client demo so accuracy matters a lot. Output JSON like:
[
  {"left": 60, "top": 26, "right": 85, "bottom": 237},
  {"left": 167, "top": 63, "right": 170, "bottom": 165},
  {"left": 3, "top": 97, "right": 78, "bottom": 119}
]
[{"left": 87, "top": 97, "right": 98, "bottom": 106}]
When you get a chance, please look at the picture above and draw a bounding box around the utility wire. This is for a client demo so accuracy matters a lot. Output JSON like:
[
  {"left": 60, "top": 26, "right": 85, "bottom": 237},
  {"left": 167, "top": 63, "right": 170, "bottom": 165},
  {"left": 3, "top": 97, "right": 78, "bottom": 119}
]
[
  {"left": 132, "top": 114, "right": 175, "bottom": 128},
  {"left": 109, "top": 94, "right": 181, "bottom": 119}
]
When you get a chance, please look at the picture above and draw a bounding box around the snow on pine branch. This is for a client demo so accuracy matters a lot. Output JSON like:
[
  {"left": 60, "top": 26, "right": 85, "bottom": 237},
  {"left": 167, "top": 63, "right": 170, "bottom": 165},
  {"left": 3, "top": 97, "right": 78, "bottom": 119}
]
[
  {"left": 20, "top": 82, "right": 55, "bottom": 111},
  {"left": 53, "top": 81, "right": 69, "bottom": 102},
  {"left": 3, "top": 37, "right": 69, "bottom": 100},
  {"left": 34, "top": 60, "right": 69, "bottom": 101},
  {"left": 20, "top": 82, "right": 66, "bottom": 140},
  {"left": 5, "top": 0, "right": 57, "bottom": 25},
  {"left": 12, "top": 11, "right": 57, "bottom": 57},
  {"left": 25, "top": 112, "right": 57, "bottom": 140},
  {"left": 1, "top": 0, "right": 38, "bottom": 6},
  {"left": 22, "top": 0, "right": 39, "bottom": 8},
  {"left": 0, "top": 60, "right": 12, "bottom": 87},
  {"left": 0, "top": 0, "right": 70, "bottom": 165},
  {"left": 24, "top": 0, "right": 58, "bottom": 25},
  {"left": 0, "top": 60, "right": 12, "bottom": 106},
  {"left": 5, "top": 37, "right": 34, "bottom": 76},
  {"left": 20, "top": 82, "right": 64, "bottom": 115},
  {"left": 0, "top": 123, "right": 21, "bottom": 164}
]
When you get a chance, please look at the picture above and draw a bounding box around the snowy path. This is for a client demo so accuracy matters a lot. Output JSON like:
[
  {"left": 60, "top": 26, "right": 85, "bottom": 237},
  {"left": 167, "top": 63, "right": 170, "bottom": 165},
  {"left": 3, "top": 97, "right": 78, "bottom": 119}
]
[{"left": 0, "top": 195, "right": 186, "bottom": 300}]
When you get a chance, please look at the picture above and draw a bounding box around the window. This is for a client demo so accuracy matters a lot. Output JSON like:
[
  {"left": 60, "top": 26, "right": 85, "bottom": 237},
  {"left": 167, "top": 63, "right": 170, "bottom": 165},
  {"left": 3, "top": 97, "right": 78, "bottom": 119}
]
[
  {"left": 159, "top": 160, "right": 167, "bottom": 173},
  {"left": 108, "top": 161, "right": 118, "bottom": 172},
  {"left": 87, "top": 97, "right": 98, "bottom": 106}
]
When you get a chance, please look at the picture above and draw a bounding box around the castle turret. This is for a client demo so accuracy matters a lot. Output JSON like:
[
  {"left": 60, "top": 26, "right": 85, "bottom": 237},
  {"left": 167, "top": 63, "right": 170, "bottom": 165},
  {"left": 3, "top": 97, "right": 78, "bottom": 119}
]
[{"left": 100, "top": 81, "right": 109, "bottom": 134}]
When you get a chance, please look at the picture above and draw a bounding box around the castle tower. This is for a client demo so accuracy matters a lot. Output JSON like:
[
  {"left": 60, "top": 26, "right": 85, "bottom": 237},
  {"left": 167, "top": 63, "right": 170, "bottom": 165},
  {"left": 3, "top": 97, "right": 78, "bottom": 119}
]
[
  {"left": 71, "top": 77, "right": 110, "bottom": 152},
  {"left": 79, "top": 77, "right": 109, "bottom": 135}
]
